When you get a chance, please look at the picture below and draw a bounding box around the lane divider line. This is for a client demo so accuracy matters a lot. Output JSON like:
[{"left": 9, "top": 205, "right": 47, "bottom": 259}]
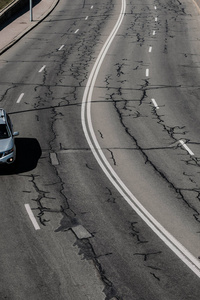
[
  {"left": 149, "top": 46, "right": 152, "bottom": 53},
  {"left": 39, "top": 65, "right": 46, "bottom": 73},
  {"left": 179, "top": 140, "right": 194, "bottom": 156},
  {"left": 58, "top": 45, "right": 65, "bottom": 51},
  {"left": 155, "top": 17, "right": 158, "bottom": 22},
  {"left": 25, "top": 204, "right": 40, "bottom": 230},
  {"left": 75, "top": 29, "right": 79, "bottom": 33},
  {"left": 146, "top": 68, "right": 149, "bottom": 77},
  {"left": 81, "top": 0, "right": 200, "bottom": 278},
  {"left": 91, "top": 5, "right": 93, "bottom": 9},
  {"left": 17, "top": 93, "right": 24, "bottom": 104},
  {"left": 153, "top": 30, "right": 156, "bottom": 35},
  {"left": 50, "top": 152, "right": 59, "bottom": 165},
  {"left": 85, "top": 16, "right": 88, "bottom": 20},
  {"left": 151, "top": 98, "right": 159, "bottom": 109}
]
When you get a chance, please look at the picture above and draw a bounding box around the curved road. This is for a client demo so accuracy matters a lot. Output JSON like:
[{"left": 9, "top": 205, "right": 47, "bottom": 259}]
[{"left": 0, "top": 0, "right": 200, "bottom": 299}]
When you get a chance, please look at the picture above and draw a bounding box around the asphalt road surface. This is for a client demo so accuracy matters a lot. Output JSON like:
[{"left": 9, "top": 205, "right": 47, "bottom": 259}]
[{"left": 0, "top": 0, "right": 200, "bottom": 299}]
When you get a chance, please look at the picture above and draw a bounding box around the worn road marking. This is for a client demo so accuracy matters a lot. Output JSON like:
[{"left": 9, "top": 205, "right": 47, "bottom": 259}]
[
  {"left": 154, "top": 6, "right": 157, "bottom": 9},
  {"left": 151, "top": 98, "right": 159, "bottom": 109},
  {"left": 72, "top": 225, "right": 92, "bottom": 239},
  {"left": 50, "top": 152, "right": 59, "bottom": 165},
  {"left": 179, "top": 140, "right": 194, "bottom": 156},
  {"left": 191, "top": 0, "right": 200, "bottom": 14},
  {"left": 25, "top": 204, "right": 40, "bottom": 230},
  {"left": 39, "top": 65, "right": 46, "bottom": 73},
  {"left": 58, "top": 45, "right": 64, "bottom": 51},
  {"left": 17, "top": 93, "right": 24, "bottom": 103},
  {"left": 81, "top": 0, "right": 200, "bottom": 278}
]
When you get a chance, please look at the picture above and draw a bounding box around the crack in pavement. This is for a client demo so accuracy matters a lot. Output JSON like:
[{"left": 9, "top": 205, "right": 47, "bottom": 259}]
[
  {"left": 75, "top": 238, "right": 120, "bottom": 300},
  {"left": 107, "top": 148, "right": 117, "bottom": 166},
  {"left": 117, "top": 86, "right": 200, "bottom": 222},
  {"left": 23, "top": 2, "right": 124, "bottom": 297},
  {"left": 103, "top": 61, "right": 200, "bottom": 225},
  {"left": 11, "top": 0, "right": 198, "bottom": 297},
  {"left": 106, "top": 187, "right": 116, "bottom": 204},
  {"left": 0, "top": 84, "right": 17, "bottom": 103},
  {"left": 130, "top": 222, "right": 148, "bottom": 244},
  {"left": 133, "top": 251, "right": 162, "bottom": 263}
]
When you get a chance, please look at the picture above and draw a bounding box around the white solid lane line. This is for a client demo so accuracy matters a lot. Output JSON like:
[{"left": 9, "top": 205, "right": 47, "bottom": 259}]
[
  {"left": 39, "top": 65, "right": 46, "bottom": 73},
  {"left": 16, "top": 93, "right": 24, "bottom": 104},
  {"left": 25, "top": 204, "right": 40, "bottom": 230},
  {"left": 81, "top": 0, "right": 200, "bottom": 278},
  {"left": 179, "top": 140, "right": 194, "bottom": 156},
  {"left": 151, "top": 98, "right": 159, "bottom": 109}
]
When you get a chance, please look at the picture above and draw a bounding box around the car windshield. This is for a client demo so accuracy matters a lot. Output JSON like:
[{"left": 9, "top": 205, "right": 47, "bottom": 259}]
[{"left": 0, "top": 124, "right": 10, "bottom": 139}]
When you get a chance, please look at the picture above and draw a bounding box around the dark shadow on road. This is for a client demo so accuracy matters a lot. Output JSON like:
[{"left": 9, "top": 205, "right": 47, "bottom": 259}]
[
  {"left": 0, "top": 138, "right": 42, "bottom": 175},
  {"left": 0, "top": 0, "right": 41, "bottom": 31}
]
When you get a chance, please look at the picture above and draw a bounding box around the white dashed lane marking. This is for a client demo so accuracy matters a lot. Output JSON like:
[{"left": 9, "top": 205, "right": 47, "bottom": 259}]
[
  {"left": 72, "top": 225, "right": 92, "bottom": 239},
  {"left": 50, "top": 152, "right": 59, "bottom": 165},
  {"left": 17, "top": 93, "right": 24, "bottom": 103},
  {"left": 151, "top": 98, "right": 159, "bottom": 109},
  {"left": 58, "top": 45, "right": 65, "bottom": 51},
  {"left": 25, "top": 204, "right": 40, "bottom": 230},
  {"left": 179, "top": 140, "right": 195, "bottom": 156},
  {"left": 39, "top": 65, "right": 46, "bottom": 73}
]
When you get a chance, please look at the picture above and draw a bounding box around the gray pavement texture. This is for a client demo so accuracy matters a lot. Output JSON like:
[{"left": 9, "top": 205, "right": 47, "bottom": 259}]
[{"left": 0, "top": 0, "right": 59, "bottom": 55}]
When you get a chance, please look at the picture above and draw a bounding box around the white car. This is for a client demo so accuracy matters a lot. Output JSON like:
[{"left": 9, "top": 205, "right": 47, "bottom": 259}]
[{"left": 0, "top": 109, "right": 19, "bottom": 164}]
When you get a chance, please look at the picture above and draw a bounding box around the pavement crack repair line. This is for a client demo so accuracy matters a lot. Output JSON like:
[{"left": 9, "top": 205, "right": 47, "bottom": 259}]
[{"left": 81, "top": 0, "right": 200, "bottom": 278}]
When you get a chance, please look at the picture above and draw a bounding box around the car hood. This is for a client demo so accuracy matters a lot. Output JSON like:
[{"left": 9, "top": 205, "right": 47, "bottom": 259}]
[{"left": 0, "top": 138, "right": 14, "bottom": 152}]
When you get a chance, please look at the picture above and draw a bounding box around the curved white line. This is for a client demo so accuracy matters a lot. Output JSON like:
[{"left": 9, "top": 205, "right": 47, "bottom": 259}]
[{"left": 81, "top": 0, "right": 200, "bottom": 277}]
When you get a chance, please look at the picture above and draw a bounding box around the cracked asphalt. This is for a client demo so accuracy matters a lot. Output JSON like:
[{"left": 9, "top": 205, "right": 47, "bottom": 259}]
[{"left": 0, "top": 0, "right": 200, "bottom": 299}]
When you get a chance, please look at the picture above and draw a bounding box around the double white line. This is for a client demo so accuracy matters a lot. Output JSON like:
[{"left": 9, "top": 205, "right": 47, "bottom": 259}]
[{"left": 81, "top": 0, "right": 200, "bottom": 277}]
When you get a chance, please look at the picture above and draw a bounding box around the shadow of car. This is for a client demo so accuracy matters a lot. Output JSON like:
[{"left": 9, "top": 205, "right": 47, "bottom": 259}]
[{"left": 0, "top": 137, "right": 42, "bottom": 175}]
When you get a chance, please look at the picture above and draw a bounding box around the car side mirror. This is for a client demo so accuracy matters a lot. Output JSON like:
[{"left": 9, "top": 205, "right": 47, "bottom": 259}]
[{"left": 13, "top": 131, "right": 19, "bottom": 137}]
